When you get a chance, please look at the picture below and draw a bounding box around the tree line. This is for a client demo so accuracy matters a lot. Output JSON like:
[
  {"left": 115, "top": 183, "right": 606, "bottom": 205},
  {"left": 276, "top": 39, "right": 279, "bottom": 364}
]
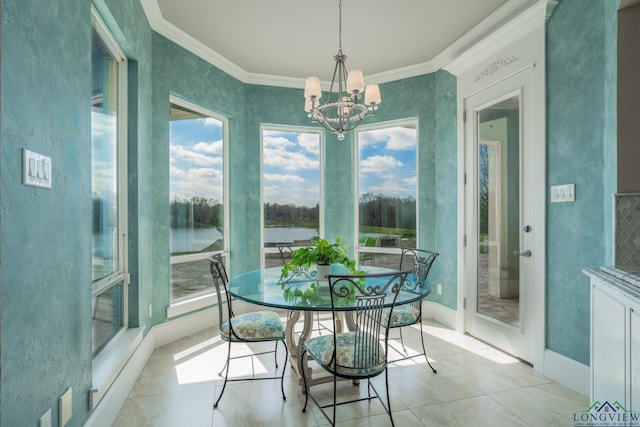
[
  {"left": 170, "top": 197, "right": 223, "bottom": 229},
  {"left": 359, "top": 192, "right": 416, "bottom": 230},
  {"left": 264, "top": 203, "right": 319, "bottom": 227},
  {"left": 93, "top": 193, "right": 417, "bottom": 231}
]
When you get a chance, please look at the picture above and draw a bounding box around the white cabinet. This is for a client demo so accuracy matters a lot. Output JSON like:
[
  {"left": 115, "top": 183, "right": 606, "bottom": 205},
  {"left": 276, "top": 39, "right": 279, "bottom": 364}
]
[
  {"left": 632, "top": 308, "right": 640, "bottom": 411},
  {"left": 587, "top": 268, "right": 640, "bottom": 412}
]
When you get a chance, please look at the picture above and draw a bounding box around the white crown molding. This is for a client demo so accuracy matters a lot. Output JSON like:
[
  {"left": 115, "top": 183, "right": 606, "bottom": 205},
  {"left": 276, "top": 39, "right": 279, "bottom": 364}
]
[
  {"left": 443, "top": 0, "right": 550, "bottom": 76},
  {"left": 141, "top": 0, "right": 554, "bottom": 87},
  {"left": 244, "top": 73, "right": 307, "bottom": 90},
  {"left": 140, "top": 0, "right": 250, "bottom": 81},
  {"left": 366, "top": 61, "right": 439, "bottom": 85}
]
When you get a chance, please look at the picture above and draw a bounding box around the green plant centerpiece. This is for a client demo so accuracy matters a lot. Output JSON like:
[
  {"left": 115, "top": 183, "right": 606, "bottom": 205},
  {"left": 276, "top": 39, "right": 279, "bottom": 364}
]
[
  {"left": 280, "top": 236, "right": 360, "bottom": 302},
  {"left": 281, "top": 236, "right": 357, "bottom": 277}
]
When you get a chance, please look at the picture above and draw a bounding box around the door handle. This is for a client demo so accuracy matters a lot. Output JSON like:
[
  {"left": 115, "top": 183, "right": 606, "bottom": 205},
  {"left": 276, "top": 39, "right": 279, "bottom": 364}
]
[{"left": 513, "top": 249, "right": 532, "bottom": 257}]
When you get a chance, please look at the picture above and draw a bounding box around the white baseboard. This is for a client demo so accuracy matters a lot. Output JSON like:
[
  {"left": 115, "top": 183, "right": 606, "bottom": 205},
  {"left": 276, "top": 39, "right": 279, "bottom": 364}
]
[
  {"left": 423, "top": 301, "right": 457, "bottom": 329},
  {"left": 84, "top": 308, "right": 217, "bottom": 427},
  {"left": 422, "top": 303, "right": 590, "bottom": 398},
  {"left": 543, "top": 349, "right": 590, "bottom": 397},
  {"left": 153, "top": 307, "right": 217, "bottom": 348},
  {"left": 84, "top": 330, "right": 155, "bottom": 427}
]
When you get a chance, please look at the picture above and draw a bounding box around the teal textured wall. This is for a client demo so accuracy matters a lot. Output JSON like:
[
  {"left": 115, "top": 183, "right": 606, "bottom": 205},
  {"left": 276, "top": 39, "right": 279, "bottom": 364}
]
[
  {"left": 0, "top": 3, "right": 456, "bottom": 422},
  {"left": 243, "top": 74, "right": 456, "bottom": 285},
  {"left": 431, "top": 70, "right": 458, "bottom": 309},
  {"left": 0, "top": 0, "right": 617, "bottom": 425},
  {"left": 150, "top": 33, "right": 246, "bottom": 314},
  {"left": 546, "top": 0, "right": 617, "bottom": 365},
  {"left": 1, "top": 0, "right": 93, "bottom": 425}
]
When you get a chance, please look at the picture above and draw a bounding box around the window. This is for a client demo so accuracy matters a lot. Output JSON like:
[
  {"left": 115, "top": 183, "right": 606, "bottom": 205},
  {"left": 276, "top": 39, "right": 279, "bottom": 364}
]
[
  {"left": 169, "top": 98, "right": 228, "bottom": 302},
  {"left": 261, "top": 127, "right": 323, "bottom": 267},
  {"left": 91, "top": 11, "right": 128, "bottom": 355},
  {"left": 355, "top": 121, "right": 418, "bottom": 268}
]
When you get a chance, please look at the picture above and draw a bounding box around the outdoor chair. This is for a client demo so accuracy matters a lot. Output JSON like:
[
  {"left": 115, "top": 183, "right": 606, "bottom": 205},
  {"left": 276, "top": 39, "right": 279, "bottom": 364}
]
[
  {"left": 358, "top": 237, "right": 378, "bottom": 265},
  {"left": 276, "top": 244, "right": 294, "bottom": 265},
  {"left": 208, "top": 254, "right": 288, "bottom": 408},
  {"left": 300, "top": 270, "right": 409, "bottom": 427},
  {"left": 384, "top": 248, "right": 439, "bottom": 373}
]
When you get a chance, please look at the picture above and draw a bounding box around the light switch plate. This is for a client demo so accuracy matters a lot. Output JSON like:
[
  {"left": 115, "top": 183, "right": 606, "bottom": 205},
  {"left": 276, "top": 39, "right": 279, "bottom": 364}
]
[
  {"left": 59, "top": 387, "right": 72, "bottom": 426},
  {"left": 23, "top": 149, "right": 52, "bottom": 188},
  {"left": 551, "top": 184, "right": 575, "bottom": 202},
  {"left": 39, "top": 408, "right": 52, "bottom": 427}
]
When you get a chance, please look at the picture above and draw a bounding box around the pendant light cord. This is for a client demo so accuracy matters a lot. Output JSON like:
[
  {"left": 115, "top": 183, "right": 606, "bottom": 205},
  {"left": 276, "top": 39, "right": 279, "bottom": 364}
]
[{"left": 338, "top": 0, "right": 342, "bottom": 53}]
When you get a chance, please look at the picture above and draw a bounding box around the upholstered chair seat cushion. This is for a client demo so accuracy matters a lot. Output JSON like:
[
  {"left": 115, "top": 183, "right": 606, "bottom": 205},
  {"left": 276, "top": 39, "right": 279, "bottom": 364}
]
[
  {"left": 304, "top": 332, "right": 386, "bottom": 377},
  {"left": 381, "top": 304, "right": 420, "bottom": 328},
  {"left": 221, "top": 311, "right": 285, "bottom": 342}
]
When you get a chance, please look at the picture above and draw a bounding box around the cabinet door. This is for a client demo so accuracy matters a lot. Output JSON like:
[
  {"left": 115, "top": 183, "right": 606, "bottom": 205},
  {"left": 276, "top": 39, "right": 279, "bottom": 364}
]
[
  {"left": 631, "top": 308, "right": 639, "bottom": 412},
  {"left": 592, "top": 285, "right": 627, "bottom": 405}
]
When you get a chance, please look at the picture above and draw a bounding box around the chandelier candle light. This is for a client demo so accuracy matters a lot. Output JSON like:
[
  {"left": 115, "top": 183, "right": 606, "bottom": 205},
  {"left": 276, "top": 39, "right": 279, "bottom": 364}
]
[{"left": 304, "top": 0, "right": 381, "bottom": 140}]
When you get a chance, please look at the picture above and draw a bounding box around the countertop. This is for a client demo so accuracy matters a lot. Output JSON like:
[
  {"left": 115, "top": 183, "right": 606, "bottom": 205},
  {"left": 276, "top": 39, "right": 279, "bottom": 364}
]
[{"left": 583, "top": 265, "right": 640, "bottom": 300}]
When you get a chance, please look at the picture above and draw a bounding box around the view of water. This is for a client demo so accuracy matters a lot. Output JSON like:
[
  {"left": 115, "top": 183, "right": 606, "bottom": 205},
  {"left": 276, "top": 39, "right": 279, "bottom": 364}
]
[
  {"left": 171, "top": 228, "right": 223, "bottom": 253},
  {"left": 264, "top": 227, "right": 318, "bottom": 246},
  {"left": 170, "top": 227, "right": 318, "bottom": 253}
]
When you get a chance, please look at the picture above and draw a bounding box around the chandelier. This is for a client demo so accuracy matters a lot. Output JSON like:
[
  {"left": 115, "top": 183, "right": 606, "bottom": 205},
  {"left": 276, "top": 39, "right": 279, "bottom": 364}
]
[{"left": 303, "top": 0, "right": 381, "bottom": 141}]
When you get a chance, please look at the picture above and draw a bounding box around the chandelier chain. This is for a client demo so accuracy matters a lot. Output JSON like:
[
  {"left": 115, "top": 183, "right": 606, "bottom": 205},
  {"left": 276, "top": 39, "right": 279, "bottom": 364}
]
[
  {"left": 338, "top": 0, "right": 342, "bottom": 52},
  {"left": 303, "top": 0, "right": 380, "bottom": 140}
]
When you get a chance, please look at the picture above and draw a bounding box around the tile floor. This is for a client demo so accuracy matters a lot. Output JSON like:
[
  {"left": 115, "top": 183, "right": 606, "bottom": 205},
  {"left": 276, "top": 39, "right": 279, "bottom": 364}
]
[{"left": 114, "top": 318, "right": 588, "bottom": 426}]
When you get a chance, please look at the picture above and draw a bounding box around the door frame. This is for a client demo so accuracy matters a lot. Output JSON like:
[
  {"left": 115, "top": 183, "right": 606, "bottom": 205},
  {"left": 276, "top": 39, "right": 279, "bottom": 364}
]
[
  {"left": 464, "top": 82, "right": 534, "bottom": 363},
  {"left": 448, "top": 23, "right": 547, "bottom": 372}
]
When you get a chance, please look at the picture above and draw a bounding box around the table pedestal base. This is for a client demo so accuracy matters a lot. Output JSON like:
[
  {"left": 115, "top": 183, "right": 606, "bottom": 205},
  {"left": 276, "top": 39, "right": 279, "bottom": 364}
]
[{"left": 285, "top": 310, "right": 355, "bottom": 390}]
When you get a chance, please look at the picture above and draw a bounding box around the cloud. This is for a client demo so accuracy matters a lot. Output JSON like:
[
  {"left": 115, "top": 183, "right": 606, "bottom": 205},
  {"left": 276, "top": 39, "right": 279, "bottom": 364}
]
[
  {"left": 192, "top": 139, "right": 223, "bottom": 155},
  {"left": 358, "top": 126, "right": 416, "bottom": 151},
  {"left": 170, "top": 144, "right": 216, "bottom": 166},
  {"left": 203, "top": 117, "right": 222, "bottom": 127},
  {"left": 263, "top": 146, "right": 318, "bottom": 170},
  {"left": 264, "top": 135, "right": 296, "bottom": 149},
  {"left": 403, "top": 176, "right": 417, "bottom": 186},
  {"left": 170, "top": 167, "right": 223, "bottom": 201},
  {"left": 170, "top": 164, "right": 187, "bottom": 178},
  {"left": 367, "top": 179, "right": 415, "bottom": 197},
  {"left": 360, "top": 155, "right": 403, "bottom": 174},
  {"left": 385, "top": 127, "right": 417, "bottom": 150},
  {"left": 264, "top": 173, "right": 305, "bottom": 183},
  {"left": 298, "top": 133, "right": 320, "bottom": 155}
]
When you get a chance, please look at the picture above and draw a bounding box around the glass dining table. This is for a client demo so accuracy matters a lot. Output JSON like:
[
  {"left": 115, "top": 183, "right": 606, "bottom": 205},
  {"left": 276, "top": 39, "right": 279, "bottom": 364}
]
[{"left": 227, "top": 264, "right": 430, "bottom": 388}]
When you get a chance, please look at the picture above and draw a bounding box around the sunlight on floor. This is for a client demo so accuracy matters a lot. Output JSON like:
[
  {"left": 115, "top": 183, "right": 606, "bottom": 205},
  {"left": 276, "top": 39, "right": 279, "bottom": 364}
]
[
  {"left": 174, "top": 340, "right": 275, "bottom": 385},
  {"left": 116, "top": 319, "right": 590, "bottom": 427}
]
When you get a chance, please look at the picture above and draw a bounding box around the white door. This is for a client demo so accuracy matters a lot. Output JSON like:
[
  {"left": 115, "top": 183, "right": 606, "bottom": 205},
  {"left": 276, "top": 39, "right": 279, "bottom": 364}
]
[{"left": 464, "top": 70, "right": 540, "bottom": 365}]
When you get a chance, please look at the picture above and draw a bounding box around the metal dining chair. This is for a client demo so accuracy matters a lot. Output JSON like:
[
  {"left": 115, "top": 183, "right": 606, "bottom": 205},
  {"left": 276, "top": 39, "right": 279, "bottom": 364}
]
[
  {"left": 384, "top": 248, "right": 439, "bottom": 373},
  {"left": 300, "top": 270, "right": 409, "bottom": 427},
  {"left": 208, "top": 254, "right": 288, "bottom": 408}
]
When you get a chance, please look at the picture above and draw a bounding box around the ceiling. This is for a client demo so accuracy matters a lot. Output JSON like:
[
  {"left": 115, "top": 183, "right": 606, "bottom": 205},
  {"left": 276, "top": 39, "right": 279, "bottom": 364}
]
[{"left": 143, "top": 0, "right": 537, "bottom": 86}]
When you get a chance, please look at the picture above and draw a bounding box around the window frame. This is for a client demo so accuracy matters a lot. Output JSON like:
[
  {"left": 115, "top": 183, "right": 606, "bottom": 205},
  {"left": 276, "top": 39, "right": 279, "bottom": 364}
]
[
  {"left": 91, "top": 7, "right": 129, "bottom": 355},
  {"left": 260, "top": 124, "right": 325, "bottom": 267},
  {"left": 90, "top": 6, "right": 133, "bottom": 410},
  {"left": 167, "top": 95, "right": 230, "bottom": 314},
  {"left": 353, "top": 119, "right": 419, "bottom": 262}
]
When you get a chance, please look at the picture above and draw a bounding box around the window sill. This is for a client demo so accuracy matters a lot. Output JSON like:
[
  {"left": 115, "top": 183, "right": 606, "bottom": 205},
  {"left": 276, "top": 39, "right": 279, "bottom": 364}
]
[
  {"left": 167, "top": 292, "right": 219, "bottom": 319},
  {"left": 91, "top": 327, "right": 144, "bottom": 410}
]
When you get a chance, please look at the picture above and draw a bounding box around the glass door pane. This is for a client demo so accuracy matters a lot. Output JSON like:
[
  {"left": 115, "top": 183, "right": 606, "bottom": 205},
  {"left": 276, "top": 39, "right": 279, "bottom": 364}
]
[{"left": 476, "top": 94, "right": 520, "bottom": 327}]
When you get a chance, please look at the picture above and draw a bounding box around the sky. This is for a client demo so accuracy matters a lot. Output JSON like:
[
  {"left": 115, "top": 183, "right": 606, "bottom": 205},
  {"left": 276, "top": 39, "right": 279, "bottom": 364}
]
[
  {"left": 170, "top": 116, "right": 224, "bottom": 203},
  {"left": 263, "top": 129, "right": 321, "bottom": 208},
  {"left": 357, "top": 126, "right": 417, "bottom": 200},
  {"left": 168, "top": 117, "right": 416, "bottom": 207}
]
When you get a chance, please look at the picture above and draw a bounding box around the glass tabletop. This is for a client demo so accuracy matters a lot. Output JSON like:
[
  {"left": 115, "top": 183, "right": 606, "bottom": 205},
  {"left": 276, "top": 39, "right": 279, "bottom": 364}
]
[{"left": 227, "top": 265, "right": 431, "bottom": 311}]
